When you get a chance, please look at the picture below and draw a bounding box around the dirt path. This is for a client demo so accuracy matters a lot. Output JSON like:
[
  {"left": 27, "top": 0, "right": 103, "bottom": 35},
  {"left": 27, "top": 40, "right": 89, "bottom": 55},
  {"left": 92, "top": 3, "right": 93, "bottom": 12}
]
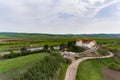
[
  {"left": 64, "top": 52, "right": 114, "bottom": 80},
  {"left": 102, "top": 68, "right": 120, "bottom": 80}
]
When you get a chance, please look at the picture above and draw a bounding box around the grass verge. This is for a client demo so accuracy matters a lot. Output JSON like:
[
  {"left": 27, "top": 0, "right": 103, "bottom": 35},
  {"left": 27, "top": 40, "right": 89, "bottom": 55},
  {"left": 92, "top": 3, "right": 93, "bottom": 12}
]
[{"left": 60, "top": 63, "right": 69, "bottom": 80}]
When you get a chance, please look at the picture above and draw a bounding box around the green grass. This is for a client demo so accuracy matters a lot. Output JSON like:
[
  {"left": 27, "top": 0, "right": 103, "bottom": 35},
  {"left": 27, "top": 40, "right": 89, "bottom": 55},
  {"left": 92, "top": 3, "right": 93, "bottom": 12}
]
[
  {"left": 0, "top": 39, "right": 69, "bottom": 52},
  {"left": 98, "top": 48, "right": 109, "bottom": 56},
  {"left": 76, "top": 60, "right": 103, "bottom": 80},
  {"left": 60, "top": 64, "right": 69, "bottom": 80},
  {"left": 106, "top": 45, "right": 120, "bottom": 50},
  {"left": 76, "top": 57, "right": 120, "bottom": 80},
  {"left": 0, "top": 53, "right": 48, "bottom": 74}
]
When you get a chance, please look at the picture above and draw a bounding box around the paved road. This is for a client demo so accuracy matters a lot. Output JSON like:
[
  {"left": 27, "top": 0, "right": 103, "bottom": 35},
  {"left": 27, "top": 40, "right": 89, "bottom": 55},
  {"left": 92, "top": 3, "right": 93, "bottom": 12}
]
[{"left": 64, "top": 52, "right": 114, "bottom": 80}]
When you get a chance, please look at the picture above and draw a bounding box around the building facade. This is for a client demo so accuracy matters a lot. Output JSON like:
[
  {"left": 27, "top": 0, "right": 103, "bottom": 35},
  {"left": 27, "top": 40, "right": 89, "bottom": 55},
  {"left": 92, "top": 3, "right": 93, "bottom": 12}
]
[{"left": 76, "top": 38, "right": 96, "bottom": 48}]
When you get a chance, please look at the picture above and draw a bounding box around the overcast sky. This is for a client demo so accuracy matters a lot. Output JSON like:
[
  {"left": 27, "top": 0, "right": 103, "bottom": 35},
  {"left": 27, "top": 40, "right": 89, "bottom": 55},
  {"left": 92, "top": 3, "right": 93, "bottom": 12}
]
[{"left": 0, "top": 0, "right": 120, "bottom": 34}]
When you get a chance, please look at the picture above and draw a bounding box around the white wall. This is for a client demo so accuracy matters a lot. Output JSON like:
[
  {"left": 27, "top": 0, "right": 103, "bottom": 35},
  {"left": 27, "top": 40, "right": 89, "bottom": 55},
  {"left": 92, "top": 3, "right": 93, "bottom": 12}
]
[
  {"left": 76, "top": 41, "right": 96, "bottom": 48},
  {"left": 76, "top": 41, "right": 82, "bottom": 46}
]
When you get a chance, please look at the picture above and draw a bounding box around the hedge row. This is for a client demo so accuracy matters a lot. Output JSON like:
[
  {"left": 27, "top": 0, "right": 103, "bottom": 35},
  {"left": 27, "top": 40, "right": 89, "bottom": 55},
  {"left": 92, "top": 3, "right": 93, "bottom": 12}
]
[{"left": 3, "top": 50, "right": 46, "bottom": 59}]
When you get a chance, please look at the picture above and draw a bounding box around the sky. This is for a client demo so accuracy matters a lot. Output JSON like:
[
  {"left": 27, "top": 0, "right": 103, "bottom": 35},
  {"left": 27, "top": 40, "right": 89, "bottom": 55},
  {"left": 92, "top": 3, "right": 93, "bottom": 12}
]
[{"left": 0, "top": 0, "right": 120, "bottom": 34}]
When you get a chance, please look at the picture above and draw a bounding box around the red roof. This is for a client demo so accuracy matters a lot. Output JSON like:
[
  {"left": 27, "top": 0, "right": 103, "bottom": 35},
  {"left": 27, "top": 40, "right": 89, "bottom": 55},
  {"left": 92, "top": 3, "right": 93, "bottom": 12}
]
[{"left": 76, "top": 38, "right": 96, "bottom": 43}]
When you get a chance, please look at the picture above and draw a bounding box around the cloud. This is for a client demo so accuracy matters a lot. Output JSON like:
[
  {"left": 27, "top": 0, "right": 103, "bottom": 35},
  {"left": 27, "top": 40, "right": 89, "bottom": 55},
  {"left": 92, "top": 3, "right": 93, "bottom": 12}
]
[
  {"left": 76, "top": 0, "right": 120, "bottom": 17},
  {"left": 78, "top": 20, "right": 120, "bottom": 34},
  {"left": 0, "top": 0, "right": 120, "bottom": 34},
  {"left": 114, "top": 4, "right": 120, "bottom": 16}
]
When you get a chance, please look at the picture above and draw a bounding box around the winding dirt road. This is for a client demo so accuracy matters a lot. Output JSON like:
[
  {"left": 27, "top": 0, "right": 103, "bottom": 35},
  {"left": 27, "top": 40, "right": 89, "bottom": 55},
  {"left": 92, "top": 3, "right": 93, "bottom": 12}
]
[{"left": 64, "top": 52, "right": 114, "bottom": 80}]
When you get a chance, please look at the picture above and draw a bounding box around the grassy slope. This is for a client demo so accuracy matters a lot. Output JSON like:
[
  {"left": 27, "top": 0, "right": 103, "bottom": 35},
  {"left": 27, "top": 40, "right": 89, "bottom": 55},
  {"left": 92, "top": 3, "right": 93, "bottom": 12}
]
[
  {"left": 106, "top": 45, "right": 120, "bottom": 50},
  {"left": 60, "top": 64, "right": 69, "bottom": 80},
  {"left": 76, "top": 58, "right": 120, "bottom": 80},
  {"left": 0, "top": 53, "right": 48, "bottom": 74}
]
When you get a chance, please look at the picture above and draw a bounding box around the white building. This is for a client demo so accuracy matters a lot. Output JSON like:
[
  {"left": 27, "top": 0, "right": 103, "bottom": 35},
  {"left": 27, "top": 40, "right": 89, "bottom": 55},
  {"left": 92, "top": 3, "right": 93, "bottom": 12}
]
[{"left": 76, "top": 38, "right": 96, "bottom": 48}]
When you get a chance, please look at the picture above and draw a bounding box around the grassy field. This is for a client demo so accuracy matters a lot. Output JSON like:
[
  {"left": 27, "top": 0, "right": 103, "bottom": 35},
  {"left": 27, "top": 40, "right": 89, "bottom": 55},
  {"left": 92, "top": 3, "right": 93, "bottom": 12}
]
[
  {"left": 0, "top": 53, "right": 48, "bottom": 74},
  {"left": 0, "top": 38, "right": 72, "bottom": 52},
  {"left": 76, "top": 57, "right": 120, "bottom": 80},
  {"left": 106, "top": 45, "right": 120, "bottom": 50},
  {"left": 0, "top": 35, "right": 120, "bottom": 80},
  {"left": 0, "top": 36, "right": 120, "bottom": 52}
]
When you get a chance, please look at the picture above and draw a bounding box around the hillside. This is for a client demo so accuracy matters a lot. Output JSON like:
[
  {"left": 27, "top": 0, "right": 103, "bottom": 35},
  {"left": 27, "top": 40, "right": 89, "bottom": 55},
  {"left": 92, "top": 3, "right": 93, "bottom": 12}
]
[{"left": 0, "top": 32, "right": 120, "bottom": 38}]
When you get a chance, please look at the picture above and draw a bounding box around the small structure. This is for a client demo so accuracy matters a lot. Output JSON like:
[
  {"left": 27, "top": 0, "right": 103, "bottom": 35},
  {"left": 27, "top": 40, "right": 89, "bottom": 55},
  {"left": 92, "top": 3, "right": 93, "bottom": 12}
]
[
  {"left": 60, "top": 51, "right": 79, "bottom": 58},
  {"left": 76, "top": 38, "right": 96, "bottom": 48}
]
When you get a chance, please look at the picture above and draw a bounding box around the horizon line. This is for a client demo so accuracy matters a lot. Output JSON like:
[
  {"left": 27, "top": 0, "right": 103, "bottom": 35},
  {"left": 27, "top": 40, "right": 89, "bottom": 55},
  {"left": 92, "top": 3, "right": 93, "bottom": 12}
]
[{"left": 0, "top": 31, "right": 120, "bottom": 35}]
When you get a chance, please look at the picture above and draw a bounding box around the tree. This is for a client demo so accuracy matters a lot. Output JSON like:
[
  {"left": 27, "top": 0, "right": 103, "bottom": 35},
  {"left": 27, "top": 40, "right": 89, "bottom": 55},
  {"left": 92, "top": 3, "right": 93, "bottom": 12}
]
[
  {"left": 43, "top": 44, "right": 49, "bottom": 51},
  {"left": 50, "top": 46, "right": 55, "bottom": 50},
  {"left": 67, "top": 41, "right": 75, "bottom": 48},
  {"left": 20, "top": 47, "right": 28, "bottom": 54},
  {"left": 60, "top": 43, "right": 66, "bottom": 51},
  {"left": 67, "top": 41, "right": 72, "bottom": 48}
]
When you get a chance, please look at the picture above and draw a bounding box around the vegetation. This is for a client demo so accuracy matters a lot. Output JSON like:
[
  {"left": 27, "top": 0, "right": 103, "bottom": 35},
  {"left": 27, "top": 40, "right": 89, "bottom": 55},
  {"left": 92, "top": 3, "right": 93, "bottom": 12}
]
[
  {"left": 106, "top": 45, "right": 120, "bottom": 50},
  {"left": 14, "top": 52, "right": 67, "bottom": 80},
  {"left": 1, "top": 33, "right": 120, "bottom": 80},
  {"left": 1, "top": 33, "right": 120, "bottom": 38},
  {"left": 59, "top": 41, "right": 86, "bottom": 52},
  {"left": 98, "top": 48, "right": 109, "bottom": 56},
  {"left": 3, "top": 48, "right": 44, "bottom": 59},
  {"left": 0, "top": 53, "right": 48, "bottom": 74},
  {"left": 60, "top": 64, "right": 69, "bottom": 80},
  {"left": 76, "top": 50, "right": 120, "bottom": 80},
  {"left": 76, "top": 56, "right": 120, "bottom": 80}
]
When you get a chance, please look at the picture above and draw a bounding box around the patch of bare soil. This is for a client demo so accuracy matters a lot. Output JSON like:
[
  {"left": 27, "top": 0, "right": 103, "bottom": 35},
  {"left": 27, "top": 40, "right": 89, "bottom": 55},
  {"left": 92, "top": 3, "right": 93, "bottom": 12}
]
[{"left": 102, "top": 68, "right": 120, "bottom": 80}]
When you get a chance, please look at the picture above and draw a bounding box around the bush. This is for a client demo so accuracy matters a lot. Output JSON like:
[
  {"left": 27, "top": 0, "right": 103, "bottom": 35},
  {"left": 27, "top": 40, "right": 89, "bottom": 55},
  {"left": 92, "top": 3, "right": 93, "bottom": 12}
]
[
  {"left": 3, "top": 50, "right": 44, "bottom": 59},
  {"left": 98, "top": 48, "right": 109, "bottom": 56},
  {"left": 68, "top": 46, "right": 86, "bottom": 53},
  {"left": 14, "top": 53, "right": 65, "bottom": 80},
  {"left": 109, "top": 62, "right": 119, "bottom": 70}
]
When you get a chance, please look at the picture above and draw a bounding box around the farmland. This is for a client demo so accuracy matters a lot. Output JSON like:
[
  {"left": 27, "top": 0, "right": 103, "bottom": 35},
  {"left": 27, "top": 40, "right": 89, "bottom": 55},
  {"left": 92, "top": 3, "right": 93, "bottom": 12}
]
[
  {"left": 0, "top": 33, "right": 120, "bottom": 80},
  {"left": 106, "top": 45, "right": 120, "bottom": 50},
  {"left": 0, "top": 38, "right": 71, "bottom": 52}
]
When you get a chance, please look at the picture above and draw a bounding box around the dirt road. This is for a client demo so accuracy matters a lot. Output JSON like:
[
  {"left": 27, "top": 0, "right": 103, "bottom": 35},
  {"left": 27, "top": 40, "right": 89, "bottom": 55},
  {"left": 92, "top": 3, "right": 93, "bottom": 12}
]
[{"left": 64, "top": 52, "right": 114, "bottom": 80}]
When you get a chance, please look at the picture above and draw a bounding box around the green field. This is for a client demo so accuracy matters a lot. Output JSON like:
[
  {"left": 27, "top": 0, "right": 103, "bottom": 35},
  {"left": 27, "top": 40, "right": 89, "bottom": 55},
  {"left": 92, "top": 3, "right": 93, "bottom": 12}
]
[
  {"left": 0, "top": 38, "right": 72, "bottom": 52},
  {"left": 106, "top": 45, "right": 120, "bottom": 50},
  {"left": 0, "top": 53, "right": 48, "bottom": 74},
  {"left": 76, "top": 57, "right": 120, "bottom": 80},
  {"left": 0, "top": 33, "right": 120, "bottom": 80}
]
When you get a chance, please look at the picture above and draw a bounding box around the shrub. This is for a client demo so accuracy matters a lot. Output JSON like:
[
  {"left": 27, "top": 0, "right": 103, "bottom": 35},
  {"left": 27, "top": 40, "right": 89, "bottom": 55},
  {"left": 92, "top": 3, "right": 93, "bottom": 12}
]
[
  {"left": 14, "top": 53, "right": 65, "bottom": 80},
  {"left": 3, "top": 50, "right": 44, "bottom": 59}
]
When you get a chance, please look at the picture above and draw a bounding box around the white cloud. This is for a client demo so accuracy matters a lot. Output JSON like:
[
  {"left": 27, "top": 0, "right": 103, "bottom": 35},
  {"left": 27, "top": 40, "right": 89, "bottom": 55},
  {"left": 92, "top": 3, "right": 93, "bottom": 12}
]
[
  {"left": 76, "top": 0, "right": 120, "bottom": 17},
  {"left": 0, "top": 0, "right": 120, "bottom": 34},
  {"left": 88, "top": 0, "right": 105, "bottom": 5},
  {"left": 79, "top": 20, "right": 120, "bottom": 34},
  {"left": 114, "top": 4, "right": 120, "bottom": 16}
]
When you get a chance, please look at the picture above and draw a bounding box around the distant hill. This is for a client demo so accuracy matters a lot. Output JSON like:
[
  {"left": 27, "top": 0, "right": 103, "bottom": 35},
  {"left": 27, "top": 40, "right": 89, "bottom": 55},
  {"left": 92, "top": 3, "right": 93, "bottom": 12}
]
[{"left": 0, "top": 32, "right": 120, "bottom": 38}]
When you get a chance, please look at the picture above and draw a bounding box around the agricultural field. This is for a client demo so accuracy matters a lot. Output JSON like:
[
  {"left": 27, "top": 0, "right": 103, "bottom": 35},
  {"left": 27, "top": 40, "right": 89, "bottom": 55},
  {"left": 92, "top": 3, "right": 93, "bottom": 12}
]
[
  {"left": 106, "top": 45, "right": 120, "bottom": 50},
  {"left": 0, "top": 38, "right": 73, "bottom": 52},
  {"left": 0, "top": 33, "right": 120, "bottom": 80}
]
